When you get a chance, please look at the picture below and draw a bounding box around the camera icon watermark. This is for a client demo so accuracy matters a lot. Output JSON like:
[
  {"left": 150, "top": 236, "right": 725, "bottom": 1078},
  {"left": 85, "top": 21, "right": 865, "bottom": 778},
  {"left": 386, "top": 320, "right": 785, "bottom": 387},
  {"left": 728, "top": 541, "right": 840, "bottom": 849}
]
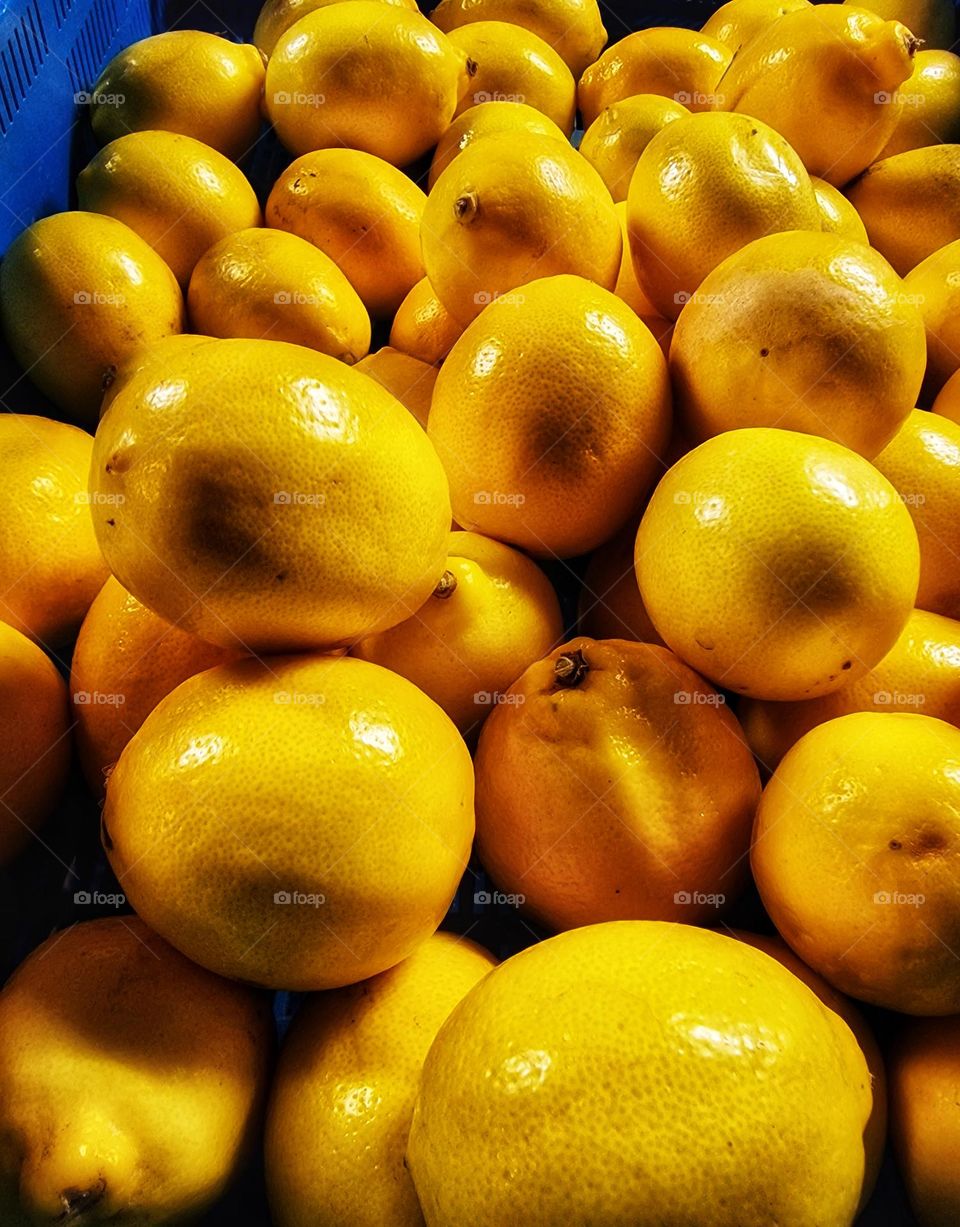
[{"left": 273, "top": 888, "right": 326, "bottom": 907}]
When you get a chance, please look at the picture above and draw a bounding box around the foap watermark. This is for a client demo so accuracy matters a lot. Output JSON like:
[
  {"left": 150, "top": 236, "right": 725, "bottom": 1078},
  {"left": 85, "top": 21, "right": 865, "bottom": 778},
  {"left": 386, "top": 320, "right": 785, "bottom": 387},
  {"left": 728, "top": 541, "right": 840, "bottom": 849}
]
[
  {"left": 674, "top": 890, "right": 725, "bottom": 908},
  {"left": 473, "top": 289, "right": 526, "bottom": 307},
  {"left": 274, "top": 490, "right": 326, "bottom": 506},
  {"left": 274, "top": 889, "right": 326, "bottom": 907},
  {"left": 74, "top": 290, "right": 125, "bottom": 306},
  {"left": 875, "top": 90, "right": 926, "bottom": 105},
  {"left": 74, "top": 690, "right": 125, "bottom": 707},
  {"left": 74, "top": 889, "right": 126, "bottom": 907},
  {"left": 274, "top": 290, "right": 322, "bottom": 306},
  {"left": 674, "top": 690, "right": 725, "bottom": 706},
  {"left": 474, "top": 489, "right": 525, "bottom": 506},
  {"left": 473, "top": 90, "right": 526, "bottom": 104},
  {"left": 474, "top": 889, "right": 525, "bottom": 907},
  {"left": 675, "top": 90, "right": 725, "bottom": 107},
  {"left": 74, "top": 90, "right": 125, "bottom": 106},
  {"left": 272, "top": 90, "right": 326, "bottom": 107},
  {"left": 474, "top": 690, "right": 525, "bottom": 707},
  {"left": 873, "top": 690, "right": 926, "bottom": 707},
  {"left": 874, "top": 890, "right": 925, "bottom": 907},
  {"left": 75, "top": 490, "right": 124, "bottom": 506},
  {"left": 674, "top": 289, "right": 725, "bottom": 308},
  {"left": 274, "top": 690, "right": 326, "bottom": 706}
]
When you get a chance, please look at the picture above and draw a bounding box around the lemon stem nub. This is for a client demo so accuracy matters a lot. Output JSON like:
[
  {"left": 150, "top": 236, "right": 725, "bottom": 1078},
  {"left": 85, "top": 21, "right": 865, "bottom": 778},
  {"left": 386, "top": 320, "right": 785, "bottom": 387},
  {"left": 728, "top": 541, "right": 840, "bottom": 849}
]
[
  {"left": 454, "top": 192, "right": 479, "bottom": 223},
  {"left": 58, "top": 1180, "right": 106, "bottom": 1221},
  {"left": 554, "top": 649, "right": 589, "bottom": 688},
  {"left": 433, "top": 570, "right": 458, "bottom": 599}
]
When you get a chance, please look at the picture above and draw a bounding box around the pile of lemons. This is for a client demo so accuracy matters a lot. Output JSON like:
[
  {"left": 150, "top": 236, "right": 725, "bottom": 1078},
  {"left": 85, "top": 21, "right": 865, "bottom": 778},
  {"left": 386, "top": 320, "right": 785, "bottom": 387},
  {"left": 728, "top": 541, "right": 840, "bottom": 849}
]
[{"left": 2, "top": 0, "right": 960, "bottom": 1222}]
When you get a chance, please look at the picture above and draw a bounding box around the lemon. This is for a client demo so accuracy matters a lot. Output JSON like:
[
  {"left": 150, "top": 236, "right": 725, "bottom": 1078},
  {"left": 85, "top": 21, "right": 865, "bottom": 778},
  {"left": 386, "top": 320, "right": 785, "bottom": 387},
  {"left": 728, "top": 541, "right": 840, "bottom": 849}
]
[
  {"left": 428, "top": 100, "right": 567, "bottom": 188},
  {"left": 753, "top": 711, "right": 960, "bottom": 1014},
  {"left": 474, "top": 637, "right": 760, "bottom": 929},
  {"left": 188, "top": 227, "right": 371, "bottom": 362},
  {"left": 447, "top": 21, "right": 575, "bottom": 131},
  {"left": 843, "top": 0, "right": 956, "bottom": 48},
  {"left": 579, "top": 93, "right": 688, "bottom": 202},
  {"left": 430, "top": 0, "right": 607, "bottom": 77},
  {"left": 890, "top": 1016, "right": 960, "bottom": 1226},
  {"left": 0, "top": 620, "right": 69, "bottom": 866},
  {"left": 578, "top": 27, "right": 731, "bottom": 126},
  {"left": 636, "top": 427, "right": 920, "bottom": 700},
  {"left": 90, "top": 337, "right": 451, "bottom": 652},
  {"left": 70, "top": 576, "right": 239, "bottom": 797},
  {"left": 0, "top": 212, "right": 183, "bottom": 424},
  {"left": 878, "top": 50, "right": 960, "bottom": 158},
  {"left": 100, "top": 333, "right": 215, "bottom": 414},
  {"left": 76, "top": 130, "right": 261, "bottom": 286},
  {"left": 578, "top": 520, "right": 664, "bottom": 643},
  {"left": 627, "top": 112, "right": 821, "bottom": 321},
  {"left": 0, "top": 917, "right": 271, "bottom": 1224},
  {"left": 103, "top": 654, "right": 474, "bottom": 989},
  {"left": 428, "top": 274, "right": 670, "bottom": 557},
  {"left": 265, "top": 1, "right": 468, "bottom": 165},
  {"left": 0, "top": 415, "right": 108, "bottom": 645},
  {"left": 873, "top": 409, "right": 960, "bottom": 617},
  {"left": 265, "top": 934, "right": 495, "bottom": 1227},
  {"left": 354, "top": 346, "right": 438, "bottom": 428},
  {"left": 810, "top": 175, "right": 869, "bottom": 241},
  {"left": 354, "top": 530, "right": 563, "bottom": 733},
  {"left": 701, "top": 0, "right": 812, "bottom": 50},
  {"left": 669, "top": 230, "right": 926, "bottom": 458},
  {"left": 254, "top": 0, "right": 418, "bottom": 55},
  {"left": 389, "top": 277, "right": 463, "bottom": 364},
  {"left": 903, "top": 237, "right": 960, "bottom": 399},
  {"left": 408, "top": 921, "right": 872, "bottom": 1227},
  {"left": 741, "top": 608, "right": 960, "bottom": 768},
  {"left": 90, "top": 31, "right": 266, "bottom": 161},
  {"left": 611, "top": 202, "right": 674, "bottom": 352},
  {"left": 720, "top": 4, "right": 918, "bottom": 186},
  {"left": 267, "top": 148, "right": 426, "bottom": 318},
  {"left": 934, "top": 369, "right": 960, "bottom": 420},
  {"left": 422, "top": 132, "right": 621, "bottom": 325},
  {"left": 847, "top": 145, "right": 960, "bottom": 276}
]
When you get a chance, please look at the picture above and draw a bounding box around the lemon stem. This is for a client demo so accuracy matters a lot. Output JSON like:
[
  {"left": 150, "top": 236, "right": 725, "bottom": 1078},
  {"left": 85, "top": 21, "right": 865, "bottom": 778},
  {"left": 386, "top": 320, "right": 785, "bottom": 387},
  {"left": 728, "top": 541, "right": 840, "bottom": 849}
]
[
  {"left": 433, "top": 570, "right": 457, "bottom": 599},
  {"left": 554, "top": 649, "right": 589, "bottom": 688}
]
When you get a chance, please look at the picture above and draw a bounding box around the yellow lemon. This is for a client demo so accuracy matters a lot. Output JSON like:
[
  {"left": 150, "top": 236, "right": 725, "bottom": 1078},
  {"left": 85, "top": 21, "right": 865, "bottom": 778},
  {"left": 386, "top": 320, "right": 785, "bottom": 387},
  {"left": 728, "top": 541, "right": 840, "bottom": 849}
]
[
  {"left": 267, "top": 148, "right": 426, "bottom": 318},
  {"left": 265, "top": 1, "right": 468, "bottom": 165},
  {"left": 636, "top": 427, "right": 920, "bottom": 700},
  {"left": 611, "top": 202, "right": 674, "bottom": 354},
  {"left": 578, "top": 520, "right": 664, "bottom": 644},
  {"left": 188, "top": 227, "right": 370, "bottom": 362},
  {"left": 740, "top": 608, "right": 960, "bottom": 768},
  {"left": 254, "top": 0, "right": 418, "bottom": 55},
  {"left": 428, "top": 274, "right": 670, "bottom": 557},
  {"left": 877, "top": 50, "right": 960, "bottom": 158},
  {"left": 579, "top": 93, "right": 688, "bottom": 202},
  {"left": 720, "top": 4, "right": 918, "bottom": 186},
  {"left": 578, "top": 28, "right": 731, "bottom": 127},
  {"left": 265, "top": 934, "right": 496, "bottom": 1227},
  {"left": 847, "top": 145, "right": 960, "bottom": 275},
  {"left": 0, "top": 620, "right": 69, "bottom": 866},
  {"left": 903, "top": 238, "right": 960, "bottom": 400},
  {"left": 100, "top": 333, "right": 215, "bottom": 414},
  {"left": 428, "top": 100, "right": 567, "bottom": 188},
  {"left": 408, "top": 921, "right": 872, "bottom": 1227},
  {"left": 103, "top": 654, "right": 474, "bottom": 989},
  {"left": 90, "top": 31, "right": 266, "bottom": 161},
  {"left": 890, "top": 1015, "right": 960, "bottom": 1226},
  {"left": 934, "top": 367, "right": 960, "bottom": 421},
  {"left": 0, "top": 212, "right": 183, "bottom": 425},
  {"left": 0, "top": 415, "right": 108, "bottom": 646},
  {"left": 354, "top": 530, "right": 563, "bottom": 734},
  {"left": 627, "top": 112, "right": 821, "bottom": 321},
  {"left": 669, "top": 231, "right": 926, "bottom": 458},
  {"left": 873, "top": 410, "right": 960, "bottom": 617},
  {"left": 90, "top": 338, "right": 451, "bottom": 652},
  {"left": 422, "top": 132, "right": 621, "bottom": 325},
  {"left": 70, "top": 576, "right": 241, "bottom": 797},
  {"left": 753, "top": 711, "right": 960, "bottom": 1014},
  {"left": 76, "top": 131, "right": 261, "bottom": 286},
  {"left": 354, "top": 346, "right": 438, "bottom": 428},
  {"left": 389, "top": 277, "right": 463, "bottom": 364},
  {"left": 843, "top": 0, "right": 956, "bottom": 48},
  {"left": 810, "top": 174, "right": 869, "bottom": 241},
  {"left": 0, "top": 917, "right": 272, "bottom": 1224},
  {"left": 430, "top": 0, "right": 607, "bottom": 77},
  {"left": 474, "top": 637, "right": 760, "bottom": 929},
  {"left": 447, "top": 21, "right": 575, "bottom": 131},
  {"left": 701, "top": 0, "right": 812, "bottom": 50}
]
